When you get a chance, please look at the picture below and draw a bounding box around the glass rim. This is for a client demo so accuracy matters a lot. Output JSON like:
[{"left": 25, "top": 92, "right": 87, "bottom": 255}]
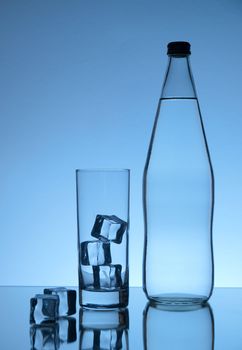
[{"left": 76, "top": 168, "right": 130, "bottom": 173}]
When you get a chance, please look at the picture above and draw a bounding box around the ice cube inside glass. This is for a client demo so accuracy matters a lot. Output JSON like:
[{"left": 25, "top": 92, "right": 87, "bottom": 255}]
[
  {"left": 91, "top": 214, "right": 127, "bottom": 244},
  {"left": 93, "top": 264, "right": 122, "bottom": 290},
  {"left": 80, "top": 240, "right": 111, "bottom": 266}
]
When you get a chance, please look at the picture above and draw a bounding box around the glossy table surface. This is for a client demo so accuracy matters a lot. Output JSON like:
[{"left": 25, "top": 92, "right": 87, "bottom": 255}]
[{"left": 1, "top": 286, "right": 242, "bottom": 349}]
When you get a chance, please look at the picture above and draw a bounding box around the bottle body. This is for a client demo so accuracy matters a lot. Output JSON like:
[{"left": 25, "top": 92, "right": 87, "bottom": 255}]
[{"left": 143, "top": 43, "right": 214, "bottom": 305}]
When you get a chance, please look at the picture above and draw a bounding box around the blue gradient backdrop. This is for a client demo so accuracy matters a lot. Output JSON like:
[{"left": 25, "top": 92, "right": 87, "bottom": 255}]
[{"left": 1, "top": 0, "right": 242, "bottom": 286}]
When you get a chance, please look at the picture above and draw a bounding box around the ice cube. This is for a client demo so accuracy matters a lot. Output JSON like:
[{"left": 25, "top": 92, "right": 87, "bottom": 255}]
[
  {"left": 80, "top": 240, "right": 111, "bottom": 266},
  {"left": 93, "top": 264, "right": 122, "bottom": 290},
  {"left": 30, "top": 323, "right": 60, "bottom": 350},
  {"left": 80, "top": 265, "right": 94, "bottom": 289},
  {"left": 80, "top": 265, "right": 122, "bottom": 290},
  {"left": 58, "top": 317, "right": 77, "bottom": 343},
  {"left": 91, "top": 215, "right": 127, "bottom": 244},
  {"left": 44, "top": 287, "right": 76, "bottom": 316},
  {"left": 30, "top": 294, "right": 59, "bottom": 324},
  {"left": 80, "top": 329, "right": 126, "bottom": 350}
]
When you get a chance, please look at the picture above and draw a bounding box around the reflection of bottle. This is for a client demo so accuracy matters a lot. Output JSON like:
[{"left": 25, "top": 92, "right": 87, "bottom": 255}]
[
  {"left": 143, "top": 41, "right": 214, "bottom": 304},
  {"left": 143, "top": 302, "right": 214, "bottom": 350},
  {"left": 79, "top": 308, "right": 129, "bottom": 349}
]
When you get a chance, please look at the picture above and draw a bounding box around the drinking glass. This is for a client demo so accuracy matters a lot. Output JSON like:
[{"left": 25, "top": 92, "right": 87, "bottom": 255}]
[{"left": 76, "top": 169, "right": 130, "bottom": 308}]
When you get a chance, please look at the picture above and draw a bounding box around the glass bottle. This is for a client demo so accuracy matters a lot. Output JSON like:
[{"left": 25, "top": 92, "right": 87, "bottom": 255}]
[{"left": 143, "top": 41, "right": 214, "bottom": 305}]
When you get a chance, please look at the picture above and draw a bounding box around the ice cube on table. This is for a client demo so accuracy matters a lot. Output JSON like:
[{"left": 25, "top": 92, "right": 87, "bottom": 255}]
[
  {"left": 30, "top": 323, "right": 60, "bottom": 350},
  {"left": 93, "top": 264, "right": 122, "bottom": 290},
  {"left": 30, "top": 294, "right": 59, "bottom": 324},
  {"left": 44, "top": 287, "right": 76, "bottom": 316},
  {"left": 80, "top": 329, "right": 126, "bottom": 350},
  {"left": 80, "top": 240, "right": 111, "bottom": 266},
  {"left": 58, "top": 317, "right": 77, "bottom": 343},
  {"left": 91, "top": 214, "right": 127, "bottom": 244}
]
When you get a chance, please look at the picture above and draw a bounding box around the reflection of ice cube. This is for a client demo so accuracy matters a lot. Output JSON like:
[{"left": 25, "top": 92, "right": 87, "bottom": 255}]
[
  {"left": 80, "top": 241, "right": 111, "bottom": 266},
  {"left": 93, "top": 265, "right": 122, "bottom": 290},
  {"left": 58, "top": 317, "right": 77, "bottom": 343},
  {"left": 30, "top": 323, "right": 60, "bottom": 350},
  {"left": 91, "top": 215, "right": 127, "bottom": 244},
  {"left": 44, "top": 287, "right": 76, "bottom": 316},
  {"left": 30, "top": 294, "right": 59, "bottom": 324}
]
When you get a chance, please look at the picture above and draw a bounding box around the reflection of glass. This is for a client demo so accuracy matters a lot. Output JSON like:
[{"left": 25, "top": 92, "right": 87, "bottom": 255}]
[
  {"left": 143, "top": 302, "right": 214, "bottom": 350},
  {"left": 76, "top": 169, "right": 130, "bottom": 308},
  {"left": 79, "top": 308, "right": 129, "bottom": 349}
]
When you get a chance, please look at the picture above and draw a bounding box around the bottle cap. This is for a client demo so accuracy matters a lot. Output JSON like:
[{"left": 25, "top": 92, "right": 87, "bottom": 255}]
[{"left": 167, "top": 41, "right": 191, "bottom": 56}]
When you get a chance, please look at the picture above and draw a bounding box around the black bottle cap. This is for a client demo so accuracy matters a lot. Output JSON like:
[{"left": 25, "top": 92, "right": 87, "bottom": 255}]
[{"left": 167, "top": 41, "right": 191, "bottom": 56}]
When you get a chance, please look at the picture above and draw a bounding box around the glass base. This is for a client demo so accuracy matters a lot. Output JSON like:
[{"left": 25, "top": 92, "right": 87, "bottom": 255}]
[
  {"left": 79, "top": 288, "right": 129, "bottom": 309},
  {"left": 148, "top": 293, "right": 208, "bottom": 307}
]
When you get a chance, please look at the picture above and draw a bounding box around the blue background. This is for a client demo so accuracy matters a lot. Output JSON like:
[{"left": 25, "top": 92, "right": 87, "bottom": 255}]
[{"left": 0, "top": 0, "right": 242, "bottom": 287}]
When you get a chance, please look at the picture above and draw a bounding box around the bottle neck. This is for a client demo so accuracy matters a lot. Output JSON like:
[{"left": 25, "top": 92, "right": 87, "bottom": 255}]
[{"left": 161, "top": 56, "right": 197, "bottom": 99}]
